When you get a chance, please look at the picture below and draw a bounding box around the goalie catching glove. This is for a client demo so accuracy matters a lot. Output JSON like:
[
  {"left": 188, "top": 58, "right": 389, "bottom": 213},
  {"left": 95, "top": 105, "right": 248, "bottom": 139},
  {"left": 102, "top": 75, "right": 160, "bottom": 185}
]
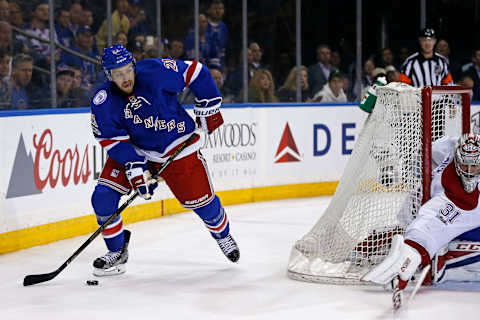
[
  {"left": 125, "top": 160, "right": 158, "bottom": 200},
  {"left": 194, "top": 96, "right": 224, "bottom": 134}
]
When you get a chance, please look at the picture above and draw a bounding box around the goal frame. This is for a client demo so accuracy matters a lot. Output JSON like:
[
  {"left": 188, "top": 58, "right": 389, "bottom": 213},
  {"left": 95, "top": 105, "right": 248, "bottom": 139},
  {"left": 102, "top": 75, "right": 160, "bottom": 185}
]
[
  {"left": 287, "top": 84, "right": 472, "bottom": 285},
  {"left": 421, "top": 86, "right": 470, "bottom": 204}
]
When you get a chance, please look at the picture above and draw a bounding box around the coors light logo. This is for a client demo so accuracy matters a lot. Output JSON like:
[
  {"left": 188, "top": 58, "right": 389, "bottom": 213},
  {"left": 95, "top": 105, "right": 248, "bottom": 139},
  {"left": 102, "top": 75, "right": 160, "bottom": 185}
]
[{"left": 6, "top": 129, "right": 93, "bottom": 198}]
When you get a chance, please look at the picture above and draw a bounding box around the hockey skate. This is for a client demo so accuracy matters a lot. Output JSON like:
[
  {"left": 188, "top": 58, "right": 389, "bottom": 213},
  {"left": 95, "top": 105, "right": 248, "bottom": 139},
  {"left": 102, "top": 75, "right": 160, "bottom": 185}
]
[
  {"left": 216, "top": 234, "right": 240, "bottom": 263},
  {"left": 93, "top": 230, "right": 131, "bottom": 276}
]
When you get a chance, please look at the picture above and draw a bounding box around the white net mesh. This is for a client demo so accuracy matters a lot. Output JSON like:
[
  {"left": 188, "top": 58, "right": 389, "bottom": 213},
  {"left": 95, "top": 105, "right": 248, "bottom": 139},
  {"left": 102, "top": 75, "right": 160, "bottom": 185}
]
[{"left": 287, "top": 82, "right": 467, "bottom": 284}]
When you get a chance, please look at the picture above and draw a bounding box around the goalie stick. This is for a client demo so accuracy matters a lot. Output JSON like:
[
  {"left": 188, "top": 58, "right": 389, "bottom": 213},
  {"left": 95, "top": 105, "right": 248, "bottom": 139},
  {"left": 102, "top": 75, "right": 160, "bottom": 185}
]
[
  {"left": 23, "top": 131, "right": 200, "bottom": 286},
  {"left": 392, "top": 264, "right": 431, "bottom": 312}
]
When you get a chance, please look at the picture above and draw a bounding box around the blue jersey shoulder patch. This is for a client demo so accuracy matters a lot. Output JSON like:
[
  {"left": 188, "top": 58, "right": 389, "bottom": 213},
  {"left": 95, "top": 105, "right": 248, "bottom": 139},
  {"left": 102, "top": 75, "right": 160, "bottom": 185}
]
[{"left": 93, "top": 89, "right": 108, "bottom": 105}]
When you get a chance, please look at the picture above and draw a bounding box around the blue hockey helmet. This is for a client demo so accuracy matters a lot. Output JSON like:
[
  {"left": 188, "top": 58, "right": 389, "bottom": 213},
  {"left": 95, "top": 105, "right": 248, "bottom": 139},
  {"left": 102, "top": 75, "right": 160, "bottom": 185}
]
[{"left": 101, "top": 44, "right": 135, "bottom": 81}]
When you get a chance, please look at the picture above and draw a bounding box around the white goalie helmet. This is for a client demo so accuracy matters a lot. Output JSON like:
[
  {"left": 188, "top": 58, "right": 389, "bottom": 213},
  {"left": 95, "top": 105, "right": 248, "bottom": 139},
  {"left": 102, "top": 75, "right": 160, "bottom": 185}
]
[{"left": 454, "top": 133, "right": 480, "bottom": 193}]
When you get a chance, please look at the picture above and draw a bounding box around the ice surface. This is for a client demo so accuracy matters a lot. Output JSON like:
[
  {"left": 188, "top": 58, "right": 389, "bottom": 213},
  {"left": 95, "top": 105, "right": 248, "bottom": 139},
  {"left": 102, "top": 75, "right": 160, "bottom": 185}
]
[{"left": 0, "top": 197, "right": 478, "bottom": 320}]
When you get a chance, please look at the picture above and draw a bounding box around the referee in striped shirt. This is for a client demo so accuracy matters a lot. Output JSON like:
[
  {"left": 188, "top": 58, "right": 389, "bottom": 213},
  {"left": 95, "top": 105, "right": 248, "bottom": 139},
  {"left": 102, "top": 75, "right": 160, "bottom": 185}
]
[
  {"left": 400, "top": 28, "right": 454, "bottom": 141},
  {"left": 399, "top": 28, "right": 453, "bottom": 87}
]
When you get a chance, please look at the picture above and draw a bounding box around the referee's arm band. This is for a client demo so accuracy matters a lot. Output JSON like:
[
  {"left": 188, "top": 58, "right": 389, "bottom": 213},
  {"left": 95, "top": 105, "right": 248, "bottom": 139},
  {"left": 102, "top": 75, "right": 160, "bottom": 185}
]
[
  {"left": 398, "top": 73, "right": 413, "bottom": 85},
  {"left": 442, "top": 73, "right": 453, "bottom": 85}
]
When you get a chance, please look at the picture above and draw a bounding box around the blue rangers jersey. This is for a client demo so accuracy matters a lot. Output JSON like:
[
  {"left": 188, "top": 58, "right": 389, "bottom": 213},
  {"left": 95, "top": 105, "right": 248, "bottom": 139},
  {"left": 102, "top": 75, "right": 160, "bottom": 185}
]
[{"left": 90, "top": 59, "right": 221, "bottom": 165}]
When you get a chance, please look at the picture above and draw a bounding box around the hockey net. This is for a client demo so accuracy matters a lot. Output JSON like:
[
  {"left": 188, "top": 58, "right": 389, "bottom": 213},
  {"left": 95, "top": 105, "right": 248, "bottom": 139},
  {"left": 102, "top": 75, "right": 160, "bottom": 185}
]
[{"left": 287, "top": 82, "right": 471, "bottom": 285}]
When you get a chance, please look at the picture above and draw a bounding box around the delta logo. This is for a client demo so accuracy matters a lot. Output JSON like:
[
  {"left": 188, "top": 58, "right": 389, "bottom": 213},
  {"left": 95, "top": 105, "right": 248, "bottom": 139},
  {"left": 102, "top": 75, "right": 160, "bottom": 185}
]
[{"left": 274, "top": 123, "right": 302, "bottom": 163}]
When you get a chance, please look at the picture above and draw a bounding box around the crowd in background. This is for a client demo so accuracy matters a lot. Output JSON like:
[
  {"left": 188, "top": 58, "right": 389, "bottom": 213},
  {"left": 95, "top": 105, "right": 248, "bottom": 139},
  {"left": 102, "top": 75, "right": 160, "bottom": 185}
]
[{"left": 0, "top": 0, "right": 479, "bottom": 110}]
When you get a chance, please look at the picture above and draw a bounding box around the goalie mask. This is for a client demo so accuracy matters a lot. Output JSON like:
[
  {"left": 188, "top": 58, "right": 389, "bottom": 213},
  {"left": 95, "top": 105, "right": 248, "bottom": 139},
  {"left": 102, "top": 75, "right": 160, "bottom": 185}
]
[{"left": 454, "top": 133, "right": 480, "bottom": 193}]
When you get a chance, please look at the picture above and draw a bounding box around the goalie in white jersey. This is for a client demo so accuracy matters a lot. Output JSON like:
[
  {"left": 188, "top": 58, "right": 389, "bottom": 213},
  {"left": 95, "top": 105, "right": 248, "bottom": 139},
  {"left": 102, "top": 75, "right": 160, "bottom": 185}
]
[{"left": 363, "top": 133, "right": 480, "bottom": 289}]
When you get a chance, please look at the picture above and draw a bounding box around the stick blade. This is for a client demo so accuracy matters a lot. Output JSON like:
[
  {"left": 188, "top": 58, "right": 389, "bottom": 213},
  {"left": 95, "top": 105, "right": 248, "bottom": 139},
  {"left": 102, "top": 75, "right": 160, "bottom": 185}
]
[{"left": 23, "top": 271, "right": 59, "bottom": 286}]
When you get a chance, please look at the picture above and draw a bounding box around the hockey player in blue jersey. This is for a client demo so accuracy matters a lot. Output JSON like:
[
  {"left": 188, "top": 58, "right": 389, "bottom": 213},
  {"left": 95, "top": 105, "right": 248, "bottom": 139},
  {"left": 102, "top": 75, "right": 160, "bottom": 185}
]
[{"left": 90, "top": 44, "right": 239, "bottom": 276}]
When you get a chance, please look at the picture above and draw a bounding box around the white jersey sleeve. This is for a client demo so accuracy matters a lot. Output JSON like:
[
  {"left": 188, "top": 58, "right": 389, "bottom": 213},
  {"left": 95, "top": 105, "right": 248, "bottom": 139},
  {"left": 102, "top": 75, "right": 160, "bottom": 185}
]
[{"left": 431, "top": 135, "right": 457, "bottom": 170}]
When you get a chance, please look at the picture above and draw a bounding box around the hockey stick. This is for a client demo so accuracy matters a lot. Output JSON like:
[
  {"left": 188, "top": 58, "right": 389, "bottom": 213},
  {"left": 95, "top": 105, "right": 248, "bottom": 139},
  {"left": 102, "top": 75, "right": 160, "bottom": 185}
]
[{"left": 23, "top": 131, "right": 200, "bottom": 286}]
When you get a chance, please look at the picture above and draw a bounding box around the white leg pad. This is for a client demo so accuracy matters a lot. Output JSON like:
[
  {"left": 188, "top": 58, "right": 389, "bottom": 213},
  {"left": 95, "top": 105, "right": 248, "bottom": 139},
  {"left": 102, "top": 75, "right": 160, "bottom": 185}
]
[
  {"left": 435, "top": 240, "right": 480, "bottom": 282},
  {"left": 362, "top": 235, "right": 421, "bottom": 285}
]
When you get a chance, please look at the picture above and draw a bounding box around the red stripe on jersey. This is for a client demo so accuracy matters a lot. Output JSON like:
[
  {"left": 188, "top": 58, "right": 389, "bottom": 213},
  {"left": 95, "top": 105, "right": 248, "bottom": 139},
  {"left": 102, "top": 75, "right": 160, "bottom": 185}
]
[
  {"left": 208, "top": 213, "right": 228, "bottom": 232},
  {"left": 185, "top": 60, "right": 198, "bottom": 87},
  {"left": 99, "top": 139, "right": 130, "bottom": 148},
  {"left": 102, "top": 220, "right": 123, "bottom": 236}
]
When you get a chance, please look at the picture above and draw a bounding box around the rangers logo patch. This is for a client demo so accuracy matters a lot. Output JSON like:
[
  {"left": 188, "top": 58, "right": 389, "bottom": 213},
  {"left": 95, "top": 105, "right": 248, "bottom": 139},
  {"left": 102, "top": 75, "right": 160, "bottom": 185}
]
[
  {"left": 162, "top": 58, "right": 178, "bottom": 72},
  {"left": 93, "top": 90, "right": 107, "bottom": 105}
]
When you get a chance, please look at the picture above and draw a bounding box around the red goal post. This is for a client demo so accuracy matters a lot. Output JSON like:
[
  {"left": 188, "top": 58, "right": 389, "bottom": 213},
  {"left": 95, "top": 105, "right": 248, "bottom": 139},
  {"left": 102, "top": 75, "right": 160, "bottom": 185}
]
[{"left": 422, "top": 86, "right": 471, "bottom": 204}]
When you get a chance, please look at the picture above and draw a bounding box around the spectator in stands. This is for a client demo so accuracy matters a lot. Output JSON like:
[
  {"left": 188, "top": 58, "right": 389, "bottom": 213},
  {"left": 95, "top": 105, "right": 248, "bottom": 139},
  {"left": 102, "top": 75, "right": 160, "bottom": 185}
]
[
  {"left": 277, "top": 65, "right": 312, "bottom": 102},
  {"left": 179, "top": 68, "right": 231, "bottom": 105},
  {"left": 8, "top": 2, "right": 23, "bottom": 28},
  {"left": 240, "top": 69, "right": 277, "bottom": 103},
  {"left": 206, "top": 0, "right": 228, "bottom": 69},
  {"left": 26, "top": 2, "right": 59, "bottom": 66},
  {"left": 184, "top": 13, "right": 220, "bottom": 69},
  {"left": 69, "top": 2, "right": 83, "bottom": 36},
  {"left": 127, "top": 0, "right": 147, "bottom": 38},
  {"left": 385, "top": 65, "right": 399, "bottom": 83},
  {"left": 0, "top": 21, "right": 25, "bottom": 57},
  {"left": 464, "top": 48, "right": 480, "bottom": 101},
  {"left": 457, "top": 73, "right": 474, "bottom": 98},
  {"left": 378, "top": 47, "right": 395, "bottom": 68},
  {"left": 128, "top": 39, "right": 144, "bottom": 61},
  {"left": 312, "top": 70, "right": 347, "bottom": 103},
  {"left": 308, "top": 44, "right": 338, "bottom": 97},
  {"left": 114, "top": 31, "right": 128, "bottom": 48},
  {"left": 0, "top": 0, "right": 9, "bottom": 22},
  {"left": 352, "top": 58, "right": 375, "bottom": 100},
  {"left": 360, "top": 67, "right": 386, "bottom": 97},
  {"left": 435, "top": 38, "right": 460, "bottom": 81},
  {"left": 331, "top": 50, "right": 342, "bottom": 71},
  {"left": 69, "top": 64, "right": 89, "bottom": 106},
  {"left": 397, "top": 46, "right": 410, "bottom": 69},
  {"left": 168, "top": 39, "right": 186, "bottom": 60},
  {"left": 224, "top": 48, "right": 254, "bottom": 99},
  {"left": 0, "top": 48, "right": 11, "bottom": 109},
  {"left": 60, "top": 26, "right": 98, "bottom": 89},
  {"left": 249, "top": 42, "right": 267, "bottom": 72},
  {"left": 462, "top": 58, "right": 474, "bottom": 75},
  {"left": 54, "top": 65, "right": 77, "bottom": 108},
  {"left": 133, "top": 34, "right": 145, "bottom": 47},
  {"left": 435, "top": 39, "right": 450, "bottom": 59},
  {"left": 211, "top": 68, "right": 233, "bottom": 102},
  {"left": 70, "top": 64, "right": 83, "bottom": 89},
  {"left": 9, "top": 2, "right": 26, "bottom": 45},
  {"left": 143, "top": 43, "right": 159, "bottom": 59},
  {"left": 56, "top": 8, "right": 74, "bottom": 48},
  {"left": 0, "top": 47, "right": 9, "bottom": 79},
  {"left": 81, "top": 9, "right": 94, "bottom": 29},
  {"left": 9, "top": 53, "right": 37, "bottom": 109},
  {"left": 250, "top": 41, "right": 272, "bottom": 80},
  {"left": 96, "top": 0, "right": 130, "bottom": 53},
  {"left": 341, "top": 73, "right": 355, "bottom": 102}
]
